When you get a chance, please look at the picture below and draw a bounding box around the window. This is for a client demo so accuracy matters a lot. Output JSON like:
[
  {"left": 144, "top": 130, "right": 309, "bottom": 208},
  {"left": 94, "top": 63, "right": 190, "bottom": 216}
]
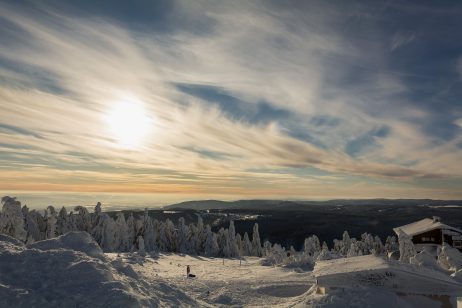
[{"left": 453, "top": 240, "right": 462, "bottom": 248}]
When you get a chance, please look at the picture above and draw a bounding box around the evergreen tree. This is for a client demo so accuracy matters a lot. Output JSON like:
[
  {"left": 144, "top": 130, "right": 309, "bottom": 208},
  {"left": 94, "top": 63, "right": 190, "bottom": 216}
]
[
  {"left": 143, "top": 216, "right": 158, "bottom": 252},
  {"left": 56, "top": 207, "right": 69, "bottom": 235},
  {"left": 0, "top": 196, "right": 27, "bottom": 242},
  {"left": 228, "top": 220, "right": 239, "bottom": 257},
  {"left": 243, "top": 232, "right": 252, "bottom": 256},
  {"left": 204, "top": 225, "right": 219, "bottom": 257},
  {"left": 126, "top": 213, "right": 137, "bottom": 251},
  {"left": 177, "top": 217, "right": 190, "bottom": 254},
  {"left": 398, "top": 230, "right": 416, "bottom": 263},
  {"left": 45, "top": 206, "right": 57, "bottom": 239},
  {"left": 251, "top": 223, "right": 263, "bottom": 257}
]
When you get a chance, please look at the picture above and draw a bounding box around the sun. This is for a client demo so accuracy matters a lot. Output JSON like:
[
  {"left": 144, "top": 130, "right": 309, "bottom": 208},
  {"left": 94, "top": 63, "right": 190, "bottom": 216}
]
[{"left": 105, "top": 99, "right": 152, "bottom": 149}]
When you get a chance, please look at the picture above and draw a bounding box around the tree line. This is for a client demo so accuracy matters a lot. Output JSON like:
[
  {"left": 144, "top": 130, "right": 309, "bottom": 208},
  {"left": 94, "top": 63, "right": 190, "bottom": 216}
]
[{"left": 0, "top": 196, "right": 399, "bottom": 261}]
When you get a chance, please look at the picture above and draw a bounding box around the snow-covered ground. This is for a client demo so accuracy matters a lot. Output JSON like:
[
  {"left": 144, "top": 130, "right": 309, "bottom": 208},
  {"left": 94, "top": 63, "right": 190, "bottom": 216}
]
[
  {"left": 110, "top": 253, "right": 315, "bottom": 307},
  {"left": 0, "top": 232, "right": 196, "bottom": 307},
  {"left": 3, "top": 232, "right": 462, "bottom": 307}
]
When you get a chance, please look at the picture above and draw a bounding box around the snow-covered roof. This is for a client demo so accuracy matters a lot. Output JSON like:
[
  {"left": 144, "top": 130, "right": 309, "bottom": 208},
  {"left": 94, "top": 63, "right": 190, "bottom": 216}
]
[
  {"left": 314, "top": 255, "right": 390, "bottom": 277},
  {"left": 393, "top": 218, "right": 462, "bottom": 237},
  {"left": 314, "top": 255, "right": 462, "bottom": 295}
]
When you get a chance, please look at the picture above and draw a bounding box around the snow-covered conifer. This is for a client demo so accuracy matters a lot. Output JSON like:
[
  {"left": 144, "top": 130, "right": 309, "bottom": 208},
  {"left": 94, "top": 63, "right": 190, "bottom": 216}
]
[
  {"left": 74, "top": 206, "right": 92, "bottom": 233},
  {"left": 263, "top": 240, "right": 272, "bottom": 257},
  {"left": 398, "top": 230, "right": 416, "bottom": 263},
  {"left": 236, "top": 233, "right": 243, "bottom": 256},
  {"left": 303, "top": 235, "right": 321, "bottom": 258},
  {"left": 137, "top": 235, "right": 145, "bottom": 254},
  {"left": 22, "top": 205, "right": 40, "bottom": 243},
  {"left": 385, "top": 235, "right": 398, "bottom": 252},
  {"left": 228, "top": 220, "right": 239, "bottom": 257},
  {"left": 251, "top": 223, "right": 263, "bottom": 257},
  {"left": 100, "top": 214, "right": 117, "bottom": 251},
  {"left": 114, "top": 212, "right": 130, "bottom": 251},
  {"left": 56, "top": 207, "right": 70, "bottom": 235},
  {"left": 126, "top": 213, "right": 137, "bottom": 251},
  {"left": 195, "top": 216, "right": 206, "bottom": 254},
  {"left": 45, "top": 206, "right": 57, "bottom": 239},
  {"left": 204, "top": 225, "right": 219, "bottom": 257},
  {"left": 177, "top": 217, "right": 190, "bottom": 254},
  {"left": 342, "top": 231, "right": 351, "bottom": 255},
  {"left": 143, "top": 216, "right": 158, "bottom": 252},
  {"left": 243, "top": 232, "right": 252, "bottom": 256},
  {"left": 0, "top": 196, "right": 27, "bottom": 242}
]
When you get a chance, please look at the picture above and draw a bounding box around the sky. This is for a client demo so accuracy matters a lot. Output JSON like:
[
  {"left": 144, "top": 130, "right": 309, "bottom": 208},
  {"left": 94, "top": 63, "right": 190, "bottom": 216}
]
[{"left": 1, "top": 0, "right": 462, "bottom": 208}]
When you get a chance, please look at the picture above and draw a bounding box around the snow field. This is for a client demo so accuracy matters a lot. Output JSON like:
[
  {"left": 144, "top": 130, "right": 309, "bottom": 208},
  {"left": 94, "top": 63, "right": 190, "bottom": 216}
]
[{"left": 112, "top": 253, "right": 315, "bottom": 307}]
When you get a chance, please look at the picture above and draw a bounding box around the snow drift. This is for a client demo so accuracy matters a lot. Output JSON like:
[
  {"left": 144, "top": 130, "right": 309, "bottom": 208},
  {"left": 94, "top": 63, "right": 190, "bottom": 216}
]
[{"left": 0, "top": 232, "right": 196, "bottom": 307}]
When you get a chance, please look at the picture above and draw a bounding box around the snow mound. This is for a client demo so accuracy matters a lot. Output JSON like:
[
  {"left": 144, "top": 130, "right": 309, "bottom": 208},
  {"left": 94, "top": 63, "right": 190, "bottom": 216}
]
[
  {"left": 438, "top": 244, "right": 462, "bottom": 272},
  {"left": 410, "top": 249, "right": 445, "bottom": 272},
  {"left": 28, "top": 231, "right": 105, "bottom": 260},
  {"left": 0, "top": 233, "right": 196, "bottom": 307},
  {"left": 0, "top": 234, "right": 25, "bottom": 246}
]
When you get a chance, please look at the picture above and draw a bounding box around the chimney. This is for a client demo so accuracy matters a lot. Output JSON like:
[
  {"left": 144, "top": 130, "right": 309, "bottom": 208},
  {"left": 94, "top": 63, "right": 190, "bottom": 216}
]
[{"left": 433, "top": 216, "right": 441, "bottom": 223}]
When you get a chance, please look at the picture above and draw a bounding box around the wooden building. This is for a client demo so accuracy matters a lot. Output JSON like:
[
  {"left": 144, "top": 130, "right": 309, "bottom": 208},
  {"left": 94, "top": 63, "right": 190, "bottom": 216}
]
[{"left": 393, "top": 217, "right": 462, "bottom": 254}]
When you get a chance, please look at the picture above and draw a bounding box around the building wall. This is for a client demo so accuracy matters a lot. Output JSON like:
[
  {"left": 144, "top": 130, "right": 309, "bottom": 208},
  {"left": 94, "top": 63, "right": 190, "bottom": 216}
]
[
  {"left": 411, "top": 228, "right": 462, "bottom": 251},
  {"left": 412, "top": 229, "right": 442, "bottom": 245}
]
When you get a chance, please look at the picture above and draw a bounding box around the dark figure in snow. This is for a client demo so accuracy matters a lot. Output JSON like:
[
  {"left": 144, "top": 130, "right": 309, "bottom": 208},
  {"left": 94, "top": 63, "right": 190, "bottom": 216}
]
[{"left": 186, "top": 265, "right": 190, "bottom": 277}]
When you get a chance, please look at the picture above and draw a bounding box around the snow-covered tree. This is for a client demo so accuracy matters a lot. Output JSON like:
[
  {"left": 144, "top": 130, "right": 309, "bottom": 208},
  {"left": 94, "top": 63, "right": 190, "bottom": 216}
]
[
  {"left": 236, "top": 233, "right": 243, "bottom": 256},
  {"left": 99, "top": 214, "right": 117, "bottom": 252},
  {"left": 114, "top": 212, "right": 130, "bottom": 251},
  {"left": 126, "top": 213, "right": 137, "bottom": 251},
  {"left": 347, "top": 238, "right": 363, "bottom": 257},
  {"left": 242, "top": 232, "right": 252, "bottom": 256},
  {"left": 251, "top": 223, "right": 263, "bottom": 257},
  {"left": 56, "top": 207, "right": 70, "bottom": 235},
  {"left": 45, "top": 206, "right": 57, "bottom": 239},
  {"left": 317, "top": 241, "right": 337, "bottom": 261},
  {"left": 22, "top": 205, "right": 41, "bottom": 243},
  {"left": 137, "top": 235, "right": 145, "bottom": 254},
  {"left": 177, "top": 217, "right": 190, "bottom": 254},
  {"left": 438, "top": 243, "right": 462, "bottom": 272},
  {"left": 204, "top": 225, "right": 219, "bottom": 257},
  {"left": 372, "top": 235, "right": 384, "bottom": 256},
  {"left": 188, "top": 223, "right": 198, "bottom": 255},
  {"left": 74, "top": 206, "right": 92, "bottom": 233},
  {"left": 360, "top": 232, "right": 375, "bottom": 255},
  {"left": 261, "top": 243, "right": 286, "bottom": 266},
  {"left": 385, "top": 235, "right": 398, "bottom": 253},
  {"left": 158, "top": 219, "right": 176, "bottom": 252},
  {"left": 341, "top": 231, "right": 351, "bottom": 255},
  {"left": 194, "top": 216, "right": 206, "bottom": 254},
  {"left": 219, "top": 228, "right": 231, "bottom": 257},
  {"left": 0, "top": 196, "right": 27, "bottom": 242},
  {"left": 263, "top": 240, "right": 272, "bottom": 257},
  {"left": 143, "top": 216, "right": 158, "bottom": 252},
  {"left": 228, "top": 220, "right": 239, "bottom": 257},
  {"left": 303, "top": 235, "right": 321, "bottom": 258},
  {"left": 398, "top": 230, "right": 416, "bottom": 263}
]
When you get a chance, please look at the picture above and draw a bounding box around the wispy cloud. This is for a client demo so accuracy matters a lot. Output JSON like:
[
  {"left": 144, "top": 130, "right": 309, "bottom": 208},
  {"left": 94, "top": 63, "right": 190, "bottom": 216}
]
[{"left": 0, "top": 1, "right": 461, "bottom": 201}]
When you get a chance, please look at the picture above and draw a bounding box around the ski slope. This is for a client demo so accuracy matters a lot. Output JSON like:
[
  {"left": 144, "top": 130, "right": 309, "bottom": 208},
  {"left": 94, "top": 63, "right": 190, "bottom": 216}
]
[{"left": 109, "top": 253, "right": 315, "bottom": 307}]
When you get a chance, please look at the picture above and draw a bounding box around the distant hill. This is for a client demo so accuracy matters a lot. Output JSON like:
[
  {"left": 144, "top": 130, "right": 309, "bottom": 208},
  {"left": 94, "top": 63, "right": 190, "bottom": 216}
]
[{"left": 163, "top": 199, "right": 462, "bottom": 211}]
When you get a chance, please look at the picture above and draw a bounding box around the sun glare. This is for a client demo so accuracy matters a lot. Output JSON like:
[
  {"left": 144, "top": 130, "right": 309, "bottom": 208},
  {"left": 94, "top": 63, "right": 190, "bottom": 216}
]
[{"left": 106, "top": 99, "right": 152, "bottom": 149}]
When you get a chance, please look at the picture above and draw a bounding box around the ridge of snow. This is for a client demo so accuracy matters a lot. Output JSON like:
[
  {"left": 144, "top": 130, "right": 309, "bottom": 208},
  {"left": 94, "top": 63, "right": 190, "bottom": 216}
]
[{"left": 0, "top": 232, "right": 198, "bottom": 307}]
